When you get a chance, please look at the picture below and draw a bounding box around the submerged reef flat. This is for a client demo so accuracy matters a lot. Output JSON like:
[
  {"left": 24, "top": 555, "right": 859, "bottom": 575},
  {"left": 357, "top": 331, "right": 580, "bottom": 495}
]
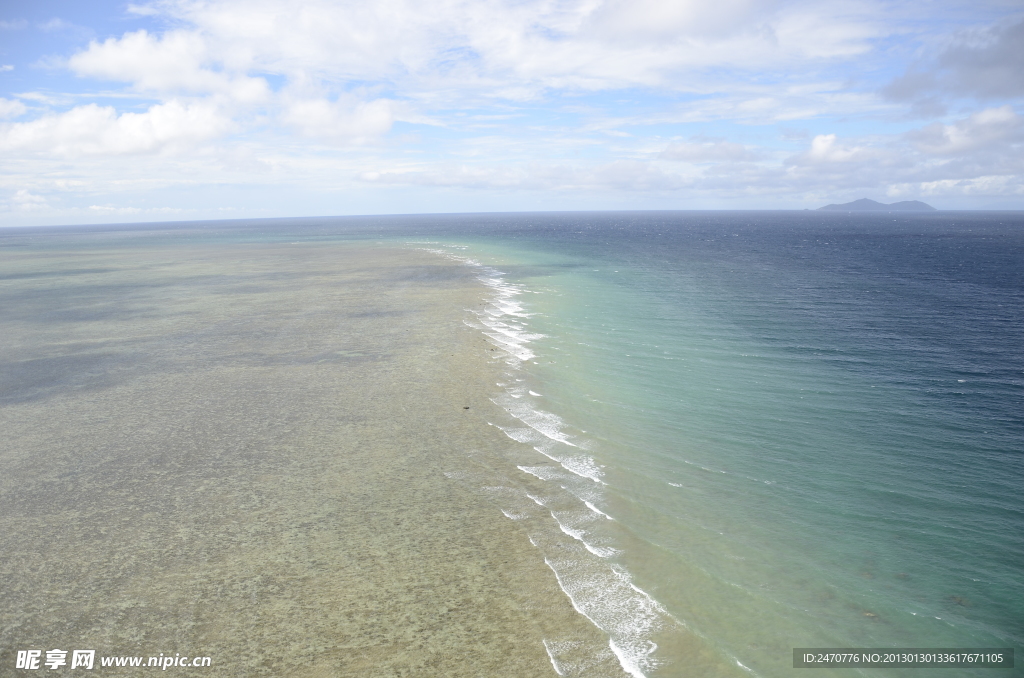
[{"left": 0, "top": 235, "right": 622, "bottom": 677}]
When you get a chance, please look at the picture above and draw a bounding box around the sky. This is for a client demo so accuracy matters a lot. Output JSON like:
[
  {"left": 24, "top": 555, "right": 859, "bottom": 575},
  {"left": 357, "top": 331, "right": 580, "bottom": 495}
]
[{"left": 1, "top": 0, "right": 1023, "bottom": 225}]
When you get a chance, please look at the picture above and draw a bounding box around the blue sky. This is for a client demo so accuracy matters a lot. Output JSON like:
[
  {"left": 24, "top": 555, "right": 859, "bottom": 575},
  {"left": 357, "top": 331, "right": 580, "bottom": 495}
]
[{"left": 1, "top": 0, "right": 1022, "bottom": 225}]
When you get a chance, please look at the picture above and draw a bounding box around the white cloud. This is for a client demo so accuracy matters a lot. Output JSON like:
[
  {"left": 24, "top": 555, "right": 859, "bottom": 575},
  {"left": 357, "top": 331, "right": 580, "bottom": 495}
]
[
  {"left": 351, "top": 134, "right": 1024, "bottom": 200},
  {"left": 123, "top": 0, "right": 886, "bottom": 97},
  {"left": 772, "top": 5, "right": 881, "bottom": 59},
  {"left": 906, "top": 105, "right": 1021, "bottom": 155},
  {"left": 69, "top": 30, "right": 270, "bottom": 103},
  {"left": 890, "top": 175, "right": 1024, "bottom": 197},
  {"left": 1, "top": 65, "right": 13, "bottom": 72},
  {"left": 660, "top": 138, "right": 762, "bottom": 162},
  {"left": 587, "top": 0, "right": 771, "bottom": 41},
  {"left": 39, "top": 18, "right": 74, "bottom": 31},
  {"left": 359, "top": 157, "right": 700, "bottom": 193},
  {"left": 593, "top": 87, "right": 890, "bottom": 127},
  {"left": 789, "top": 133, "right": 877, "bottom": 164},
  {"left": 281, "top": 97, "right": 396, "bottom": 141},
  {"left": 0, "top": 98, "right": 27, "bottom": 119},
  {"left": 13, "top": 92, "right": 70, "bottom": 106},
  {"left": 10, "top": 189, "right": 48, "bottom": 211},
  {"left": 0, "top": 100, "right": 232, "bottom": 156},
  {"left": 88, "top": 205, "right": 143, "bottom": 214}
]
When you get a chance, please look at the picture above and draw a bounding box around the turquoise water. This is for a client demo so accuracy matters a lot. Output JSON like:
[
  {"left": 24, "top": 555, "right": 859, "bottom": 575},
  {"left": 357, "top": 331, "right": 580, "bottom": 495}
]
[
  {"left": 9, "top": 213, "right": 1021, "bottom": 676},
  {"left": 403, "top": 212, "right": 1023, "bottom": 676}
]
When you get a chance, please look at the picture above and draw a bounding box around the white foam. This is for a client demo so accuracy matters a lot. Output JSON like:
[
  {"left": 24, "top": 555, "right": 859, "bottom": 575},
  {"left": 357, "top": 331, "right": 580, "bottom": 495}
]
[
  {"left": 551, "top": 508, "right": 621, "bottom": 557},
  {"left": 556, "top": 521, "right": 621, "bottom": 558},
  {"left": 681, "top": 459, "right": 728, "bottom": 474},
  {"left": 483, "top": 332, "right": 536, "bottom": 361},
  {"left": 529, "top": 441, "right": 607, "bottom": 486},
  {"left": 496, "top": 424, "right": 542, "bottom": 444},
  {"left": 543, "top": 639, "right": 567, "bottom": 676},
  {"left": 533, "top": 444, "right": 560, "bottom": 462},
  {"left": 610, "top": 638, "right": 649, "bottom": 678},
  {"left": 518, "top": 465, "right": 569, "bottom": 482},
  {"left": 480, "top": 318, "right": 543, "bottom": 343},
  {"left": 543, "top": 557, "right": 604, "bottom": 627},
  {"left": 494, "top": 396, "right": 579, "bottom": 448},
  {"left": 735, "top": 658, "right": 759, "bottom": 674},
  {"left": 561, "top": 456, "right": 604, "bottom": 483},
  {"left": 541, "top": 553, "right": 669, "bottom": 678},
  {"left": 584, "top": 500, "right": 613, "bottom": 520},
  {"left": 460, "top": 264, "right": 544, "bottom": 365},
  {"left": 529, "top": 390, "right": 543, "bottom": 396}
]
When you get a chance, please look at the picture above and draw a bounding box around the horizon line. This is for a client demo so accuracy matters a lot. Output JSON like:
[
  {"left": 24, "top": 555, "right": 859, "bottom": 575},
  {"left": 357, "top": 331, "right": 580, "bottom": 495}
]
[{"left": 6, "top": 207, "right": 1024, "bottom": 231}]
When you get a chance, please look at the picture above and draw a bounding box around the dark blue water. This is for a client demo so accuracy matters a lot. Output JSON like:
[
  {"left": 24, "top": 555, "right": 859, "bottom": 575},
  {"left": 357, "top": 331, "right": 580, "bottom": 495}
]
[{"left": 396, "top": 211, "right": 1024, "bottom": 675}]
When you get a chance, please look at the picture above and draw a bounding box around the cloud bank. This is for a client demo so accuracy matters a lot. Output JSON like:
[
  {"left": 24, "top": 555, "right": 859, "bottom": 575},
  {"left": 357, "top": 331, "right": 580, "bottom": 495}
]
[{"left": 0, "top": 0, "right": 1022, "bottom": 223}]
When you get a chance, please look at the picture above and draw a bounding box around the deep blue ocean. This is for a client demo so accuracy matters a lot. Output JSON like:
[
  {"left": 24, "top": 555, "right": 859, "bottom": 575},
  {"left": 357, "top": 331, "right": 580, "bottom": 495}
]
[
  {"left": 18, "top": 211, "right": 1023, "bottom": 676},
  {"left": 383, "top": 211, "right": 1023, "bottom": 676}
]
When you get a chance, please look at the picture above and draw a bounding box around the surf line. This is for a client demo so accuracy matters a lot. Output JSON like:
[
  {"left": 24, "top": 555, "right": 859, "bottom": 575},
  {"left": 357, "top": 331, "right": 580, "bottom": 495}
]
[{"left": 415, "top": 243, "right": 673, "bottom": 678}]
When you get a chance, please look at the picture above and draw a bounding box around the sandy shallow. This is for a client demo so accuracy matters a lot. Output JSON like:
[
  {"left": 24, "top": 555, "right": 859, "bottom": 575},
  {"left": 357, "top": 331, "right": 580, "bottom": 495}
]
[{"left": 0, "top": 237, "right": 626, "bottom": 677}]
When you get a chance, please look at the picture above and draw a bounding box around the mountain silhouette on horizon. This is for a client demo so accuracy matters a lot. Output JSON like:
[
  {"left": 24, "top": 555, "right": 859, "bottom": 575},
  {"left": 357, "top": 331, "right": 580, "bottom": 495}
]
[{"left": 818, "top": 198, "right": 936, "bottom": 212}]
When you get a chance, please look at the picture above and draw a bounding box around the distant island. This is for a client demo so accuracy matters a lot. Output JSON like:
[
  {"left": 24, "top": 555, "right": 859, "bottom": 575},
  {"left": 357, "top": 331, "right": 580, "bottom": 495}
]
[{"left": 818, "top": 198, "right": 936, "bottom": 212}]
